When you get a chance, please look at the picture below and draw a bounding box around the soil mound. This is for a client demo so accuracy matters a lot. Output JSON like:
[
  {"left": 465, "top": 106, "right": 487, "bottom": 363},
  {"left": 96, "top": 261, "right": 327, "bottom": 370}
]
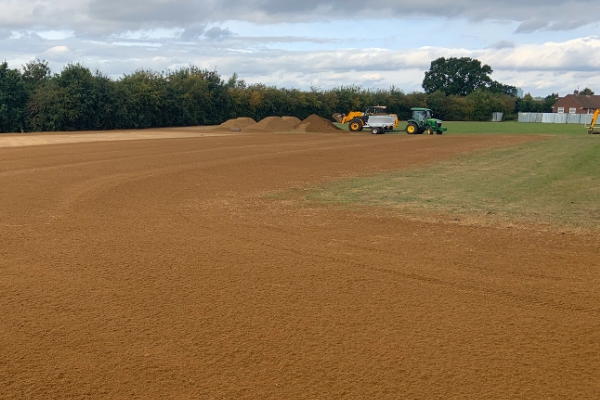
[
  {"left": 245, "top": 116, "right": 301, "bottom": 132},
  {"left": 282, "top": 116, "right": 302, "bottom": 124},
  {"left": 295, "top": 114, "right": 342, "bottom": 133},
  {"left": 219, "top": 117, "right": 257, "bottom": 131}
]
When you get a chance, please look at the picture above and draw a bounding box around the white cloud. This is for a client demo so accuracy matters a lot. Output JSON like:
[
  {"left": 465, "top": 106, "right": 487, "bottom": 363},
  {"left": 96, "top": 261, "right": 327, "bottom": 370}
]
[
  {"left": 41, "top": 45, "right": 71, "bottom": 61},
  {"left": 3, "top": 32, "right": 600, "bottom": 96},
  {"left": 1, "top": 1, "right": 600, "bottom": 96},
  {"left": 36, "top": 30, "right": 75, "bottom": 40},
  {"left": 480, "top": 36, "right": 600, "bottom": 71},
  {"left": 204, "top": 27, "right": 234, "bottom": 40},
  {"left": 1, "top": 0, "right": 599, "bottom": 34}
]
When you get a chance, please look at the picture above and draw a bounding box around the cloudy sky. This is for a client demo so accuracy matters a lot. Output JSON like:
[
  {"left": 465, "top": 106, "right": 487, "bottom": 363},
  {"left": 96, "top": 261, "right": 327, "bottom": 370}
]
[{"left": 1, "top": 0, "right": 599, "bottom": 96}]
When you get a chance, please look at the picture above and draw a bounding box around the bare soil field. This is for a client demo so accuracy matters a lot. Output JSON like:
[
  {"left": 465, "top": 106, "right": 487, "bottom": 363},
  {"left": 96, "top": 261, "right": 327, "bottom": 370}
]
[
  {"left": 0, "top": 126, "right": 228, "bottom": 148},
  {"left": 1, "top": 129, "right": 599, "bottom": 398}
]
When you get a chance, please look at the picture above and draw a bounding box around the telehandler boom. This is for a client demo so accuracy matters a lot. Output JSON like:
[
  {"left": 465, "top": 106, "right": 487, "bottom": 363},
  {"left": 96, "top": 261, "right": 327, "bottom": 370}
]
[{"left": 589, "top": 109, "right": 600, "bottom": 134}]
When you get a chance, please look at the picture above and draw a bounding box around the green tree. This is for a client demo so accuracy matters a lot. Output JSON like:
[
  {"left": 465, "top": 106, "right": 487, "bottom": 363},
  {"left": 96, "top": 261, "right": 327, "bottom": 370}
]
[
  {"left": 88, "top": 70, "right": 124, "bottom": 130},
  {"left": 423, "top": 57, "right": 493, "bottom": 96},
  {"left": 515, "top": 93, "right": 555, "bottom": 113},
  {"left": 55, "top": 64, "right": 102, "bottom": 130},
  {"left": 118, "top": 69, "right": 169, "bottom": 128},
  {"left": 167, "top": 66, "right": 230, "bottom": 126},
  {"left": 21, "top": 59, "right": 51, "bottom": 94},
  {"left": 467, "top": 90, "right": 515, "bottom": 121},
  {"left": 0, "top": 62, "right": 28, "bottom": 132},
  {"left": 488, "top": 80, "right": 517, "bottom": 97},
  {"left": 580, "top": 87, "right": 594, "bottom": 95},
  {"left": 27, "top": 79, "right": 67, "bottom": 131},
  {"left": 540, "top": 94, "right": 557, "bottom": 112},
  {"left": 27, "top": 64, "right": 122, "bottom": 131},
  {"left": 20, "top": 59, "right": 52, "bottom": 131}
]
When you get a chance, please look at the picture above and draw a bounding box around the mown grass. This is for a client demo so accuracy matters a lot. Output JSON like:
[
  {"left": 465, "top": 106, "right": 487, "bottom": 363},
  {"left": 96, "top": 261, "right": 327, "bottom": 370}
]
[
  {"left": 336, "top": 121, "right": 589, "bottom": 135},
  {"left": 298, "top": 135, "right": 600, "bottom": 231},
  {"left": 442, "top": 121, "right": 588, "bottom": 135}
]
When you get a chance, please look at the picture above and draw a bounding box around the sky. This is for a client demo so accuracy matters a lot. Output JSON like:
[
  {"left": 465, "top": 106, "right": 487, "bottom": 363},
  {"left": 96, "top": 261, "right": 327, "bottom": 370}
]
[{"left": 1, "top": 0, "right": 600, "bottom": 97}]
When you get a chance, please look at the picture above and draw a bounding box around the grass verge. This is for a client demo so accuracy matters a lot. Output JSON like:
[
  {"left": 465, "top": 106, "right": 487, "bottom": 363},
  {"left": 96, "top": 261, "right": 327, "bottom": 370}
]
[
  {"left": 335, "top": 121, "right": 590, "bottom": 136},
  {"left": 284, "top": 136, "right": 600, "bottom": 231}
]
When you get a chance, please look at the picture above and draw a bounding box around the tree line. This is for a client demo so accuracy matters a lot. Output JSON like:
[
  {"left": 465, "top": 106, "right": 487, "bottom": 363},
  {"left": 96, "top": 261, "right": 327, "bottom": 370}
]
[{"left": 1, "top": 58, "right": 557, "bottom": 133}]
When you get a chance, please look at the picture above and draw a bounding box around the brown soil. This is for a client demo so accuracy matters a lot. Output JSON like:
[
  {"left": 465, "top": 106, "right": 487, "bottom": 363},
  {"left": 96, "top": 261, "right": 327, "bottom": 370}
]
[
  {"left": 1, "top": 131, "right": 599, "bottom": 399},
  {"left": 218, "top": 117, "right": 258, "bottom": 131},
  {"left": 296, "top": 114, "right": 342, "bottom": 132},
  {"left": 0, "top": 128, "right": 232, "bottom": 147},
  {"left": 281, "top": 116, "right": 302, "bottom": 125},
  {"left": 245, "top": 116, "right": 301, "bottom": 132}
]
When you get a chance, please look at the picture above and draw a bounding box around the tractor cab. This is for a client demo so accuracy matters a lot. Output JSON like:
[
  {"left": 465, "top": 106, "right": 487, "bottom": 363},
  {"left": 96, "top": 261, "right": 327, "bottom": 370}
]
[
  {"left": 411, "top": 108, "right": 432, "bottom": 122},
  {"left": 405, "top": 107, "right": 447, "bottom": 135}
]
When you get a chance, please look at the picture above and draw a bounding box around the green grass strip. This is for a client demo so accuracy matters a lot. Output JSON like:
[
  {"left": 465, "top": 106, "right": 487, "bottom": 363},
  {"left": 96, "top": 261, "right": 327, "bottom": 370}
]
[
  {"left": 304, "top": 136, "right": 600, "bottom": 230},
  {"left": 336, "top": 121, "right": 591, "bottom": 136}
]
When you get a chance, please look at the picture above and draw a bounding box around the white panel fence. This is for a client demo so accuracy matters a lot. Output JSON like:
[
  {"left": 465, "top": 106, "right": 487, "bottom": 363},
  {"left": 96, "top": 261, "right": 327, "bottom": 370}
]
[{"left": 518, "top": 113, "right": 595, "bottom": 124}]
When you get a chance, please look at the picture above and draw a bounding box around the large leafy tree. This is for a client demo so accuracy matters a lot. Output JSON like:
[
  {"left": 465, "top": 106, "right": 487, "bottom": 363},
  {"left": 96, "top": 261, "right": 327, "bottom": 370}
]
[
  {"left": 423, "top": 57, "right": 493, "bottom": 96},
  {"left": 0, "top": 62, "right": 28, "bottom": 132},
  {"left": 27, "top": 63, "right": 122, "bottom": 131},
  {"left": 55, "top": 63, "right": 100, "bottom": 130},
  {"left": 168, "top": 67, "right": 229, "bottom": 126},
  {"left": 28, "top": 63, "right": 103, "bottom": 131},
  {"left": 118, "top": 69, "right": 170, "bottom": 128},
  {"left": 21, "top": 59, "right": 51, "bottom": 94}
]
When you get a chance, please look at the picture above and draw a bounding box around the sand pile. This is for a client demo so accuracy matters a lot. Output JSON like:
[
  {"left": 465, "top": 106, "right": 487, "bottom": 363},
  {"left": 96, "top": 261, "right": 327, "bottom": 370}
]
[
  {"left": 220, "top": 115, "right": 341, "bottom": 133},
  {"left": 295, "top": 114, "right": 342, "bottom": 133},
  {"left": 245, "top": 116, "right": 301, "bottom": 132},
  {"left": 218, "top": 117, "right": 257, "bottom": 131},
  {"left": 282, "top": 116, "right": 302, "bottom": 124}
]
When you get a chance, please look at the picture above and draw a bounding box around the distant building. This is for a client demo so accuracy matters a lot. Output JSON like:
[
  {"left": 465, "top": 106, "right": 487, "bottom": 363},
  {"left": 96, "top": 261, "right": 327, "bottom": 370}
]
[
  {"left": 516, "top": 88, "right": 524, "bottom": 98},
  {"left": 552, "top": 90, "right": 600, "bottom": 114}
]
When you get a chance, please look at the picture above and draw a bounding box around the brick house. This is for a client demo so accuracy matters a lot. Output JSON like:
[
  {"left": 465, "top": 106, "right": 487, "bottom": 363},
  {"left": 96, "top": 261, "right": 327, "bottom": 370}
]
[{"left": 552, "top": 90, "right": 600, "bottom": 114}]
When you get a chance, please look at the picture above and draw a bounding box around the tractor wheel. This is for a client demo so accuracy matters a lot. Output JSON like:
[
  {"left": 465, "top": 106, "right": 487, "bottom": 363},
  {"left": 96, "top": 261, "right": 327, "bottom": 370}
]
[
  {"left": 349, "top": 119, "right": 363, "bottom": 132},
  {"left": 436, "top": 131, "right": 443, "bottom": 135},
  {"left": 371, "top": 127, "right": 379, "bottom": 134},
  {"left": 406, "top": 123, "right": 418, "bottom": 134},
  {"left": 426, "top": 127, "right": 433, "bottom": 135}
]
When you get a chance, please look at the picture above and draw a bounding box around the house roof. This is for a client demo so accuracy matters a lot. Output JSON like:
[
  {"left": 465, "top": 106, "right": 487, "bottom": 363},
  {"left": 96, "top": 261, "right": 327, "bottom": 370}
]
[{"left": 554, "top": 94, "right": 600, "bottom": 109}]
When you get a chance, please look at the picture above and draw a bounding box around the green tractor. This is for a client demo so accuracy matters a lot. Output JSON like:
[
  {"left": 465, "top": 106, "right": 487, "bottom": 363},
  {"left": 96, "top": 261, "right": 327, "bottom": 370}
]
[{"left": 405, "top": 108, "right": 447, "bottom": 135}]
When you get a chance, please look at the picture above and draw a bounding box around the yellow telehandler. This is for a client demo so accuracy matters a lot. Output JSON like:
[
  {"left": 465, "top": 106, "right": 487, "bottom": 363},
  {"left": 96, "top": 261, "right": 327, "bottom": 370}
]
[{"left": 333, "top": 106, "right": 399, "bottom": 134}]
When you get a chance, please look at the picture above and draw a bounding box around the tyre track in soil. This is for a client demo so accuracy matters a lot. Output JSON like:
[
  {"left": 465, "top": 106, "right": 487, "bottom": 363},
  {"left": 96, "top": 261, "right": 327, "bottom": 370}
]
[
  {"left": 1, "top": 131, "right": 599, "bottom": 399},
  {"left": 53, "top": 138, "right": 408, "bottom": 213},
  {"left": 193, "top": 206, "right": 598, "bottom": 316}
]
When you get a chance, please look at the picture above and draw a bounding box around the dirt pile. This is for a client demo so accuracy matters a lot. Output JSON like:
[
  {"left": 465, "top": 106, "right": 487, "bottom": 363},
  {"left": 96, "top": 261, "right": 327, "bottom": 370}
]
[
  {"left": 245, "top": 116, "right": 301, "bottom": 132},
  {"left": 222, "top": 115, "right": 341, "bottom": 133},
  {"left": 281, "top": 116, "right": 302, "bottom": 125},
  {"left": 295, "top": 114, "right": 342, "bottom": 133},
  {"left": 219, "top": 117, "right": 257, "bottom": 131}
]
